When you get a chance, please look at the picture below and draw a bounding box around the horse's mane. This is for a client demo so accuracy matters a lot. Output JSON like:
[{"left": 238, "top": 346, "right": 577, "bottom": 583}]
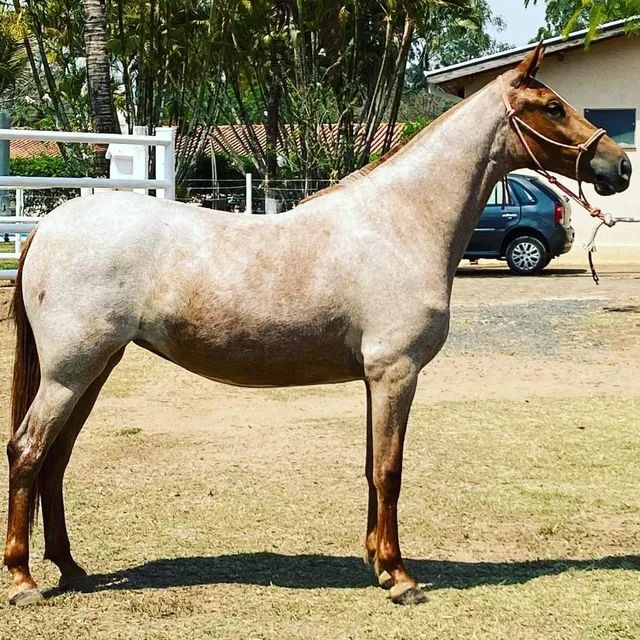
[{"left": 298, "top": 130, "right": 420, "bottom": 205}]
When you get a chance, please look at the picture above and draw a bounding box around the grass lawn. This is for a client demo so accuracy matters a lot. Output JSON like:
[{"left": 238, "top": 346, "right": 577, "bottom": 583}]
[{"left": 0, "top": 241, "right": 18, "bottom": 270}]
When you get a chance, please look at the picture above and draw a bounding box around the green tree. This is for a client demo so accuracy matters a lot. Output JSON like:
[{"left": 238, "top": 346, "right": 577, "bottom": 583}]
[
  {"left": 107, "top": 0, "right": 223, "bottom": 178},
  {"left": 525, "top": 0, "right": 640, "bottom": 42},
  {"left": 7, "top": 0, "right": 500, "bottom": 187},
  {"left": 0, "top": 7, "right": 26, "bottom": 102},
  {"left": 9, "top": 0, "right": 222, "bottom": 176},
  {"left": 408, "top": 0, "right": 510, "bottom": 81},
  {"left": 211, "top": 1, "right": 487, "bottom": 186}
]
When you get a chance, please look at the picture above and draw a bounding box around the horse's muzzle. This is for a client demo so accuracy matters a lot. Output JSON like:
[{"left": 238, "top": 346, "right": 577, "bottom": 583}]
[{"left": 594, "top": 153, "right": 632, "bottom": 195}]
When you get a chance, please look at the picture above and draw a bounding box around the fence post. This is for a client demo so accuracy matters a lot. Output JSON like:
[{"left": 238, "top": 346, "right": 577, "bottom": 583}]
[
  {"left": 155, "top": 127, "right": 176, "bottom": 200},
  {"left": 106, "top": 125, "right": 149, "bottom": 195},
  {"left": 0, "top": 111, "right": 10, "bottom": 215},
  {"left": 245, "top": 173, "right": 252, "bottom": 214},
  {"left": 15, "top": 188, "right": 22, "bottom": 216}
]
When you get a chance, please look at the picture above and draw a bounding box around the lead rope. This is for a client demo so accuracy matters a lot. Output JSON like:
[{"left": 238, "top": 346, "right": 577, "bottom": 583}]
[
  {"left": 585, "top": 216, "right": 640, "bottom": 284},
  {"left": 498, "top": 75, "right": 640, "bottom": 284}
]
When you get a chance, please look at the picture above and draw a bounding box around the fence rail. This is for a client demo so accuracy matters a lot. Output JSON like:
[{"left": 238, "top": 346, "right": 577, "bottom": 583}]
[
  {"left": 0, "top": 128, "right": 172, "bottom": 146},
  {"left": 0, "top": 127, "right": 175, "bottom": 280},
  {"left": 0, "top": 176, "right": 172, "bottom": 190}
]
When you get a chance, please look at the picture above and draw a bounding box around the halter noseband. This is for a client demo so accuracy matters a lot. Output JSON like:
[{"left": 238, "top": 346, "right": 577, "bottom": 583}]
[{"left": 498, "top": 75, "right": 611, "bottom": 226}]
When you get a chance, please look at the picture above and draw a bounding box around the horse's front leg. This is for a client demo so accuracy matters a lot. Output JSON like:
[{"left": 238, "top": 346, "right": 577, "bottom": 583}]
[
  {"left": 365, "top": 356, "right": 426, "bottom": 605},
  {"left": 364, "top": 382, "right": 393, "bottom": 590}
]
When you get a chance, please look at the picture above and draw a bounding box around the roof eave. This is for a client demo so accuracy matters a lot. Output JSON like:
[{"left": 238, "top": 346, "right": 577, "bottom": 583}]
[{"left": 426, "top": 18, "right": 633, "bottom": 85}]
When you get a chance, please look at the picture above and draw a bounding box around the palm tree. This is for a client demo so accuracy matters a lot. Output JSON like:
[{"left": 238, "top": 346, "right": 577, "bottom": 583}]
[{"left": 83, "top": 0, "right": 120, "bottom": 135}]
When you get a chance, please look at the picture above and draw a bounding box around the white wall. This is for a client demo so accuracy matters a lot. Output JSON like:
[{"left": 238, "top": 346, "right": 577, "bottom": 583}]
[{"left": 465, "top": 37, "right": 640, "bottom": 262}]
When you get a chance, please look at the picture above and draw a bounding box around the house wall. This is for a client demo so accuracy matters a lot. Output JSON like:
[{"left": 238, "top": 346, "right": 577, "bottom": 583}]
[{"left": 462, "top": 37, "right": 640, "bottom": 263}]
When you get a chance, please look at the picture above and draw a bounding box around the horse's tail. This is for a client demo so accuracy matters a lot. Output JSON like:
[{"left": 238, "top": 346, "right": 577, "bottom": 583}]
[{"left": 10, "top": 230, "right": 41, "bottom": 528}]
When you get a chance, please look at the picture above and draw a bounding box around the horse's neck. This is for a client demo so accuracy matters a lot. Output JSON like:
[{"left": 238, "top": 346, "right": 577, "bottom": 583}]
[{"left": 363, "top": 82, "right": 516, "bottom": 277}]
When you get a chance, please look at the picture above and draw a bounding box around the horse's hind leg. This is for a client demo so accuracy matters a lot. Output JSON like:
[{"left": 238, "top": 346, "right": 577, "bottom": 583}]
[
  {"left": 40, "top": 348, "right": 125, "bottom": 590},
  {"left": 4, "top": 349, "right": 122, "bottom": 606},
  {"left": 5, "top": 380, "right": 85, "bottom": 604}
]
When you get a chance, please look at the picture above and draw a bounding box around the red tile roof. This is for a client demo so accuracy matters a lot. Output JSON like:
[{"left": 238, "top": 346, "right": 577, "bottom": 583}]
[
  {"left": 205, "top": 123, "right": 405, "bottom": 157},
  {"left": 7, "top": 123, "right": 407, "bottom": 162},
  {"left": 9, "top": 139, "right": 60, "bottom": 158}
]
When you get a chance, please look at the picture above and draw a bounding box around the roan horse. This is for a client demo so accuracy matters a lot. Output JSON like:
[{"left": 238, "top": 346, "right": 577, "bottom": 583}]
[{"left": 4, "top": 45, "right": 631, "bottom": 606}]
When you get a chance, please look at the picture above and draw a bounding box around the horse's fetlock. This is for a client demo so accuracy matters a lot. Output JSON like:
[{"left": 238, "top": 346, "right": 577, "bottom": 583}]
[{"left": 4, "top": 539, "right": 28, "bottom": 569}]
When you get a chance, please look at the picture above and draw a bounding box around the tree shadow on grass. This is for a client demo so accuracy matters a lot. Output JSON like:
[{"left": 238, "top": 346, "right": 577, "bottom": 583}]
[{"left": 45, "top": 553, "right": 640, "bottom": 597}]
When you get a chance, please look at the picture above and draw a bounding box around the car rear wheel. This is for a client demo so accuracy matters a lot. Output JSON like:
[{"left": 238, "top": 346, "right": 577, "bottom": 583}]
[{"left": 505, "top": 236, "right": 548, "bottom": 275}]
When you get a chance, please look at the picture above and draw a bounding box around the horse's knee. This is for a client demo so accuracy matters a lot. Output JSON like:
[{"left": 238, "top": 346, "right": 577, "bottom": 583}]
[{"left": 374, "top": 462, "right": 402, "bottom": 500}]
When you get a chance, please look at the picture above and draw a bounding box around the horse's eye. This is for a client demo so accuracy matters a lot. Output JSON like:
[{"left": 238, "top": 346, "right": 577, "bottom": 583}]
[{"left": 546, "top": 101, "right": 564, "bottom": 118}]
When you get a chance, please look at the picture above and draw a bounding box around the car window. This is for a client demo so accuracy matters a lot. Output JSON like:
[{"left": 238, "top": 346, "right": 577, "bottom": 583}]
[
  {"left": 511, "top": 181, "right": 537, "bottom": 204},
  {"left": 527, "top": 178, "right": 565, "bottom": 203},
  {"left": 486, "top": 180, "right": 515, "bottom": 206}
]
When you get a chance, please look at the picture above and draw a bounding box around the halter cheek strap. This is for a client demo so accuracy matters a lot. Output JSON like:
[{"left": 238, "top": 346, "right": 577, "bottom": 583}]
[{"left": 498, "top": 75, "right": 610, "bottom": 225}]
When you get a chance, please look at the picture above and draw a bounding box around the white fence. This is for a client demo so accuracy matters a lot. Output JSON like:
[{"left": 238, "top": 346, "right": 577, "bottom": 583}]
[{"left": 0, "top": 127, "right": 175, "bottom": 280}]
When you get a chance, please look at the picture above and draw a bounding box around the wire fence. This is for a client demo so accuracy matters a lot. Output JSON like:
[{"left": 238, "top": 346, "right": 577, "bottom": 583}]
[
  {"left": 182, "top": 178, "right": 332, "bottom": 213},
  {"left": 3, "top": 188, "right": 82, "bottom": 217}
]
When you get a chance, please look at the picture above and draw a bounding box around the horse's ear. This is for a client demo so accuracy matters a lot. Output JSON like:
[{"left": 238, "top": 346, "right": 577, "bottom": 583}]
[{"left": 513, "top": 42, "right": 546, "bottom": 87}]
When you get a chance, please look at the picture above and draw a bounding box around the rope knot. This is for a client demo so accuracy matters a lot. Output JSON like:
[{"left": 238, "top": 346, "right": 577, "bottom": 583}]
[
  {"left": 547, "top": 176, "right": 558, "bottom": 184},
  {"left": 506, "top": 108, "right": 516, "bottom": 118}
]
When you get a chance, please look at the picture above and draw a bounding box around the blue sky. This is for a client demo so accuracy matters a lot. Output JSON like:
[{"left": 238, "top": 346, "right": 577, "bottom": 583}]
[{"left": 486, "top": 0, "right": 546, "bottom": 46}]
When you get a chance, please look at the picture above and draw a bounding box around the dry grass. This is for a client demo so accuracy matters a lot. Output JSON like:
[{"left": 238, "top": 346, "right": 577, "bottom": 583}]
[
  {"left": 578, "top": 305, "right": 640, "bottom": 350},
  {"left": 0, "top": 390, "right": 639, "bottom": 639}
]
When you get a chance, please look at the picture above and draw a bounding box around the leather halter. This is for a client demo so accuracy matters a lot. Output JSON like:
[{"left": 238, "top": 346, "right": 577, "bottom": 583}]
[{"left": 498, "top": 75, "right": 612, "bottom": 226}]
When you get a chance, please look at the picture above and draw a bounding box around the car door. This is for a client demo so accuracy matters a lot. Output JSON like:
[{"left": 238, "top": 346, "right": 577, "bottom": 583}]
[{"left": 467, "top": 179, "right": 522, "bottom": 255}]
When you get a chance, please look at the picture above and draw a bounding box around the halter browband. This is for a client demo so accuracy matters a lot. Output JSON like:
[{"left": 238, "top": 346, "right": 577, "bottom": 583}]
[{"left": 498, "top": 75, "right": 613, "bottom": 228}]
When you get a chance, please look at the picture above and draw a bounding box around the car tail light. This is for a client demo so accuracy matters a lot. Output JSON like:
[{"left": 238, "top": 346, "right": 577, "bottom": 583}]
[{"left": 554, "top": 203, "right": 564, "bottom": 225}]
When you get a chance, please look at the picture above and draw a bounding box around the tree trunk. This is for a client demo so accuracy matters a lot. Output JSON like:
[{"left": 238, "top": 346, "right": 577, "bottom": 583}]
[
  {"left": 83, "top": 0, "right": 120, "bottom": 175},
  {"left": 265, "top": 39, "right": 283, "bottom": 185}
]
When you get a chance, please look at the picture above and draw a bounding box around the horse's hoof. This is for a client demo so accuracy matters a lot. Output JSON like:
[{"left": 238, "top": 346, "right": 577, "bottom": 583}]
[
  {"left": 59, "top": 568, "right": 89, "bottom": 592},
  {"left": 390, "top": 584, "right": 427, "bottom": 605},
  {"left": 378, "top": 570, "right": 393, "bottom": 590},
  {"left": 9, "top": 588, "right": 44, "bottom": 607}
]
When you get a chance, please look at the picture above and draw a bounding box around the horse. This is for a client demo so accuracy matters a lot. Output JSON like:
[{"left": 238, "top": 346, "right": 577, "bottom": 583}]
[{"left": 4, "top": 44, "right": 631, "bottom": 607}]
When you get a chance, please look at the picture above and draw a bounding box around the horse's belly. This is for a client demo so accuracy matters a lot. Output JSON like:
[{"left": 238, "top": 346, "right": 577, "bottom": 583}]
[{"left": 137, "top": 322, "right": 364, "bottom": 387}]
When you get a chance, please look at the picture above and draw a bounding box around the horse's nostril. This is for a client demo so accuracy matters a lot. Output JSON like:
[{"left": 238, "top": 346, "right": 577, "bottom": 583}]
[{"left": 620, "top": 157, "right": 632, "bottom": 180}]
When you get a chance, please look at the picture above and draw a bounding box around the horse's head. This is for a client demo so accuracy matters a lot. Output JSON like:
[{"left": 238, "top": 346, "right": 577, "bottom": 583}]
[{"left": 502, "top": 43, "right": 631, "bottom": 195}]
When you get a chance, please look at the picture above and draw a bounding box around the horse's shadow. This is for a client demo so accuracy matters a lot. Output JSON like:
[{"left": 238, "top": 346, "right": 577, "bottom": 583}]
[{"left": 46, "top": 552, "right": 640, "bottom": 596}]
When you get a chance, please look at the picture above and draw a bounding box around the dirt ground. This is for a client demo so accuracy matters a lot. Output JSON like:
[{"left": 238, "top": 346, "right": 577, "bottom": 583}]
[{"left": 0, "top": 264, "right": 639, "bottom": 639}]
